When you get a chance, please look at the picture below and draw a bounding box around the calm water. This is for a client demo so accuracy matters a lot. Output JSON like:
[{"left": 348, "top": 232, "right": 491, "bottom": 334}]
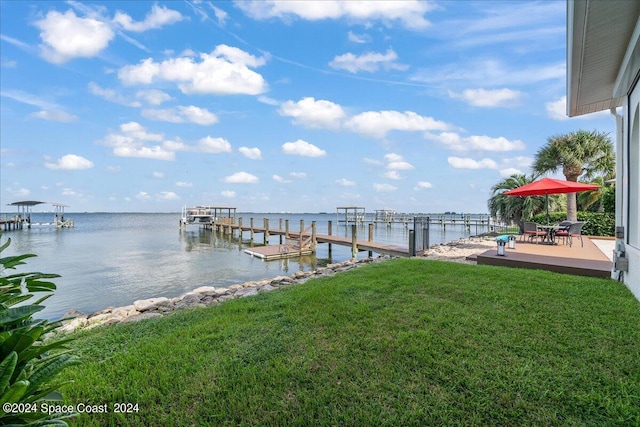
[{"left": 1, "top": 212, "right": 489, "bottom": 320}]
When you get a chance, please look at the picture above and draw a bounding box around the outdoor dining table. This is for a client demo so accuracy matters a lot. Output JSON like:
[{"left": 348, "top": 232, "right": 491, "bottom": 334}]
[{"left": 537, "top": 225, "right": 561, "bottom": 245}]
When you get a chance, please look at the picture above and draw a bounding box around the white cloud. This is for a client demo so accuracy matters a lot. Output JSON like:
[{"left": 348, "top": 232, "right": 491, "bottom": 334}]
[
  {"left": 382, "top": 153, "right": 414, "bottom": 172},
  {"left": 140, "top": 108, "right": 182, "bottom": 123},
  {"left": 384, "top": 153, "right": 403, "bottom": 162},
  {"left": 142, "top": 105, "right": 219, "bottom": 125},
  {"left": 61, "top": 188, "right": 77, "bottom": 196},
  {"left": 336, "top": 178, "right": 356, "bottom": 186},
  {"left": 152, "top": 171, "right": 164, "bottom": 178},
  {"left": 2, "top": 90, "right": 76, "bottom": 122},
  {"left": 412, "top": 59, "right": 565, "bottom": 87},
  {"left": 449, "top": 88, "right": 523, "bottom": 108},
  {"left": 348, "top": 31, "right": 370, "bottom": 44},
  {"left": 157, "top": 191, "right": 179, "bottom": 201},
  {"left": 36, "top": 10, "right": 114, "bottom": 63},
  {"left": 88, "top": 82, "right": 141, "bottom": 107},
  {"left": 113, "top": 4, "right": 183, "bottom": 32},
  {"left": 30, "top": 110, "right": 78, "bottom": 122},
  {"left": 135, "top": 191, "right": 151, "bottom": 200},
  {"left": 499, "top": 167, "right": 523, "bottom": 177},
  {"left": 278, "top": 97, "right": 346, "bottom": 129},
  {"left": 502, "top": 156, "right": 533, "bottom": 169},
  {"left": 257, "top": 96, "right": 279, "bottom": 106},
  {"left": 223, "top": 172, "right": 259, "bottom": 183},
  {"left": 281, "top": 139, "right": 327, "bottom": 157},
  {"left": 426, "top": 132, "right": 525, "bottom": 152},
  {"left": 221, "top": 190, "right": 236, "bottom": 198},
  {"left": 345, "top": 110, "right": 450, "bottom": 139},
  {"left": 545, "top": 96, "right": 567, "bottom": 120},
  {"left": 175, "top": 181, "right": 192, "bottom": 187},
  {"left": 113, "top": 145, "right": 175, "bottom": 161},
  {"left": 197, "top": 136, "right": 231, "bottom": 153},
  {"left": 44, "top": 154, "right": 94, "bottom": 170},
  {"left": 239, "top": 147, "right": 262, "bottom": 160},
  {"left": 373, "top": 183, "right": 398, "bottom": 192},
  {"left": 178, "top": 105, "right": 219, "bottom": 125},
  {"left": 384, "top": 171, "right": 401, "bottom": 180},
  {"left": 387, "top": 161, "right": 414, "bottom": 171},
  {"left": 290, "top": 172, "right": 307, "bottom": 179},
  {"left": 447, "top": 157, "right": 498, "bottom": 169},
  {"left": 100, "top": 122, "right": 232, "bottom": 160},
  {"left": 100, "top": 121, "right": 175, "bottom": 161},
  {"left": 236, "top": 0, "right": 433, "bottom": 30},
  {"left": 329, "top": 49, "right": 408, "bottom": 73},
  {"left": 415, "top": 181, "right": 433, "bottom": 189},
  {"left": 273, "top": 174, "right": 291, "bottom": 183},
  {"left": 211, "top": 6, "right": 228, "bottom": 26},
  {"left": 118, "top": 45, "right": 268, "bottom": 95},
  {"left": 10, "top": 187, "right": 31, "bottom": 197},
  {"left": 136, "top": 89, "right": 172, "bottom": 105}
]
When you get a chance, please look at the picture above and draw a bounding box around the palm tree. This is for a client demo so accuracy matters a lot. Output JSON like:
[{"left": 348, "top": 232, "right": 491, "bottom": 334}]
[
  {"left": 578, "top": 175, "right": 613, "bottom": 212},
  {"left": 533, "top": 130, "right": 615, "bottom": 221},
  {"left": 488, "top": 173, "right": 544, "bottom": 228}
]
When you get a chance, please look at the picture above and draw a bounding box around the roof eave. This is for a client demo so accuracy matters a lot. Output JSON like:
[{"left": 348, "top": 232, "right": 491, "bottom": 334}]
[{"left": 566, "top": 0, "right": 586, "bottom": 118}]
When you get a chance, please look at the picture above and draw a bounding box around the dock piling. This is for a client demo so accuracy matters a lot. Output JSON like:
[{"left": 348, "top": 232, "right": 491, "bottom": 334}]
[{"left": 351, "top": 225, "right": 357, "bottom": 259}]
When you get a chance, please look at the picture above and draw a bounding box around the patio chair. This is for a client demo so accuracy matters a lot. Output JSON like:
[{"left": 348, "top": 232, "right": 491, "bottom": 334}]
[
  {"left": 521, "top": 221, "right": 546, "bottom": 244},
  {"left": 555, "top": 221, "right": 586, "bottom": 247}
]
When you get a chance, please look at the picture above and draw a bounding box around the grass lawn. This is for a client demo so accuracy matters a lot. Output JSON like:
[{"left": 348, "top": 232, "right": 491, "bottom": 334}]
[{"left": 61, "top": 259, "right": 640, "bottom": 426}]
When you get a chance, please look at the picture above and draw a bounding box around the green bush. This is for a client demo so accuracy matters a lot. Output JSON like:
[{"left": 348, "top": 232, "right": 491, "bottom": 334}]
[
  {"left": 602, "top": 186, "right": 615, "bottom": 213},
  {"left": 531, "top": 212, "right": 615, "bottom": 236},
  {"left": 0, "top": 238, "right": 79, "bottom": 426}
]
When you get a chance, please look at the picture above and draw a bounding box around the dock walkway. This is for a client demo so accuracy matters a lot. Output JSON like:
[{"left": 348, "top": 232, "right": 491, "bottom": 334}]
[{"left": 211, "top": 220, "right": 410, "bottom": 259}]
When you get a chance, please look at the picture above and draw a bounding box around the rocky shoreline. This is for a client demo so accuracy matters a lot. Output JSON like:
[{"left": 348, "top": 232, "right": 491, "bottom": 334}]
[
  {"left": 59, "top": 236, "right": 497, "bottom": 334},
  {"left": 59, "top": 256, "right": 390, "bottom": 334}
]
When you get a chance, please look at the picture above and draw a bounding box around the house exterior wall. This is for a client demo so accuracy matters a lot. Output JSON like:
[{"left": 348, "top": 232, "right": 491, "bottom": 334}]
[{"left": 621, "top": 75, "right": 640, "bottom": 299}]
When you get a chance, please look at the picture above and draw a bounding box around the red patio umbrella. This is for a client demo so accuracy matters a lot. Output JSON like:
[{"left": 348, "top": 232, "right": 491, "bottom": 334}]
[{"left": 504, "top": 177, "right": 600, "bottom": 222}]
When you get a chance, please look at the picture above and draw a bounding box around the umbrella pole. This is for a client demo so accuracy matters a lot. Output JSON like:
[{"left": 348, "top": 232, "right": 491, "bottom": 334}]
[{"left": 545, "top": 193, "right": 549, "bottom": 224}]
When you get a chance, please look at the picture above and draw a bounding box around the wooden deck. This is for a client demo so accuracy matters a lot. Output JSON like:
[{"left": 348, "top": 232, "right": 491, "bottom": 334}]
[
  {"left": 244, "top": 245, "right": 315, "bottom": 260},
  {"left": 474, "top": 236, "right": 613, "bottom": 278}
]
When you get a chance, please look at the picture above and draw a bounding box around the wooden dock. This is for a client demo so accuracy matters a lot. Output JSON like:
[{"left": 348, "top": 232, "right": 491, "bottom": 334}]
[
  {"left": 204, "top": 218, "right": 410, "bottom": 260},
  {"left": 1, "top": 217, "right": 25, "bottom": 231}
]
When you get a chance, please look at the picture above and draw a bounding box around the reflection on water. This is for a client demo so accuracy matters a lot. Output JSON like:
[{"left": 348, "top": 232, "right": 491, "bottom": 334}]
[{"left": 0, "top": 212, "right": 490, "bottom": 320}]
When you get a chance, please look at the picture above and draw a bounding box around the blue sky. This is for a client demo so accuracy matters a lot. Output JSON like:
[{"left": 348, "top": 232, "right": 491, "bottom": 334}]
[{"left": 0, "top": 1, "right": 615, "bottom": 213}]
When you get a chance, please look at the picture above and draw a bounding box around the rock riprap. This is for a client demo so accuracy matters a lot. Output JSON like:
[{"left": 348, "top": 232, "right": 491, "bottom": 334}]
[{"left": 59, "top": 257, "right": 386, "bottom": 334}]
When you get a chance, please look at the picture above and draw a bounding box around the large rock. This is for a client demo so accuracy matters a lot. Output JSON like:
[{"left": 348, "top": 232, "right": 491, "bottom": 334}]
[
  {"left": 133, "top": 297, "right": 173, "bottom": 312},
  {"left": 191, "top": 286, "right": 217, "bottom": 296},
  {"left": 175, "top": 293, "right": 204, "bottom": 309},
  {"left": 235, "top": 288, "right": 259, "bottom": 298},
  {"left": 270, "top": 276, "right": 293, "bottom": 285},
  {"left": 59, "top": 317, "right": 88, "bottom": 334},
  {"left": 110, "top": 305, "right": 139, "bottom": 320},
  {"left": 121, "top": 312, "right": 163, "bottom": 323}
]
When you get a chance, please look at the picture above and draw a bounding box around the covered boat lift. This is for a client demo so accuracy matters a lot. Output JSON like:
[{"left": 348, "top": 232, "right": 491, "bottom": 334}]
[{"left": 4, "top": 201, "right": 74, "bottom": 229}]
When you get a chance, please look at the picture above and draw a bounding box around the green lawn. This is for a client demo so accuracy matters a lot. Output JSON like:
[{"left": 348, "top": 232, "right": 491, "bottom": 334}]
[{"left": 61, "top": 259, "right": 640, "bottom": 426}]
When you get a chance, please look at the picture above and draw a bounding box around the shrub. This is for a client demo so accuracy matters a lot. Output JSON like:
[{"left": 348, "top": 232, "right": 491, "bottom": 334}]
[
  {"left": 602, "top": 186, "right": 615, "bottom": 213},
  {"left": 531, "top": 212, "right": 615, "bottom": 236},
  {"left": 0, "top": 238, "right": 79, "bottom": 426}
]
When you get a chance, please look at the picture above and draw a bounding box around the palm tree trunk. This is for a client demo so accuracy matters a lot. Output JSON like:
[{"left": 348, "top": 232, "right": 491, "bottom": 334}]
[
  {"left": 566, "top": 192, "right": 578, "bottom": 221},
  {"left": 564, "top": 169, "right": 581, "bottom": 222}
]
